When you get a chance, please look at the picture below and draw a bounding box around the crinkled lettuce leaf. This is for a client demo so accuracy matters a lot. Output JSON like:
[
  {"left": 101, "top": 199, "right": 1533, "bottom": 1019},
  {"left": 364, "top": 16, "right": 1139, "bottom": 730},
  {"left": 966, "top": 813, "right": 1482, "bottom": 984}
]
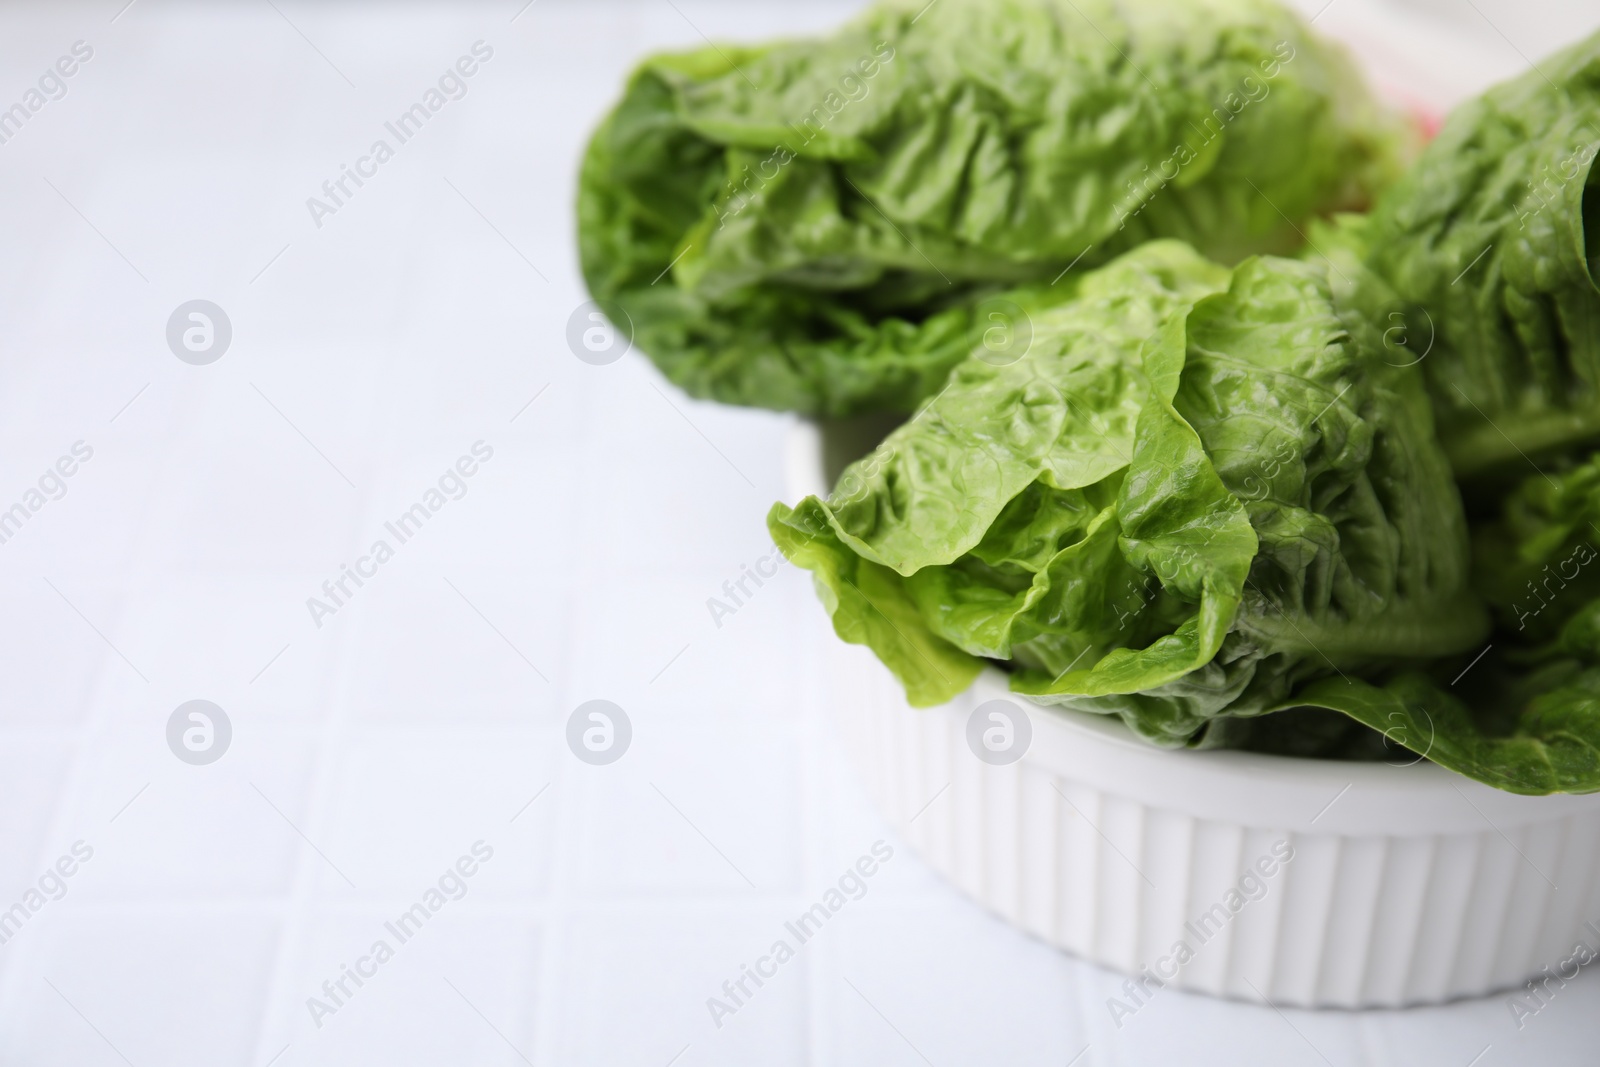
[
  {"left": 771, "top": 246, "right": 1487, "bottom": 747},
  {"left": 816, "top": 242, "right": 1231, "bottom": 572},
  {"left": 771, "top": 240, "right": 1230, "bottom": 712},
  {"left": 580, "top": 0, "right": 1411, "bottom": 416},
  {"left": 1284, "top": 453, "right": 1600, "bottom": 794},
  {"left": 1474, "top": 451, "right": 1600, "bottom": 641},
  {"left": 1363, "top": 29, "right": 1600, "bottom": 477}
]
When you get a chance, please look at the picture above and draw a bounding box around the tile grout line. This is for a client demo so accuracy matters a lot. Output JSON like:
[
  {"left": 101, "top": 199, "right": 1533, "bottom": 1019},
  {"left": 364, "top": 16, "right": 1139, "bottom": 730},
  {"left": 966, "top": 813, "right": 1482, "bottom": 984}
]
[
  {"left": 530, "top": 657, "right": 582, "bottom": 1067},
  {"left": 0, "top": 537, "right": 152, "bottom": 1029},
  {"left": 245, "top": 453, "right": 373, "bottom": 1064},
  {"left": 799, "top": 629, "right": 825, "bottom": 1066},
  {"left": 0, "top": 651, "right": 119, "bottom": 1027}
]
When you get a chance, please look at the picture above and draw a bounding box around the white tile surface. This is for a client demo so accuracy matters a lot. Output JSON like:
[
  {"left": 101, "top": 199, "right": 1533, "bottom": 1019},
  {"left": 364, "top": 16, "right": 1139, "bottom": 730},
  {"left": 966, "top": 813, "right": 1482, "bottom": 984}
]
[{"left": 1, "top": 1, "right": 1598, "bottom": 1065}]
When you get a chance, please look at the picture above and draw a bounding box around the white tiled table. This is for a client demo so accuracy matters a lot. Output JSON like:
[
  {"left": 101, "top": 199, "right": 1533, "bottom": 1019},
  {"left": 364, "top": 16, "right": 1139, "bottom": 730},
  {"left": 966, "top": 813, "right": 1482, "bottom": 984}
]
[{"left": 0, "top": 1, "right": 1596, "bottom": 1064}]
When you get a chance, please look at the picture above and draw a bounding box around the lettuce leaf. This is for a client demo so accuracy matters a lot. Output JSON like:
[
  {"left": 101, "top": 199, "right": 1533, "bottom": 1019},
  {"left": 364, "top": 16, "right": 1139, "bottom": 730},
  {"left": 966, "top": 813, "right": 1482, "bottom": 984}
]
[
  {"left": 1284, "top": 453, "right": 1600, "bottom": 794},
  {"left": 771, "top": 240, "right": 1228, "bottom": 711},
  {"left": 579, "top": 0, "right": 1410, "bottom": 416},
  {"left": 1363, "top": 29, "right": 1600, "bottom": 477},
  {"left": 1282, "top": 671, "right": 1600, "bottom": 796},
  {"left": 771, "top": 246, "right": 1487, "bottom": 746}
]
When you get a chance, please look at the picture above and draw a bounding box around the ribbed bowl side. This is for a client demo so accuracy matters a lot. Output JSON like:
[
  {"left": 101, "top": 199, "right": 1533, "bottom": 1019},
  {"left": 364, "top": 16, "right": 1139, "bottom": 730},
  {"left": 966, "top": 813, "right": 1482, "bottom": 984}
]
[{"left": 823, "top": 634, "right": 1600, "bottom": 1007}]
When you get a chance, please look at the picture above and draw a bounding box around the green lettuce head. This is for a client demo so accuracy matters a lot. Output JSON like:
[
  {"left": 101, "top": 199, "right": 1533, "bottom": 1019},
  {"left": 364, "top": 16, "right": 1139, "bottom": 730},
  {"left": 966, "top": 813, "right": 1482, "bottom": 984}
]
[
  {"left": 1363, "top": 29, "right": 1600, "bottom": 477},
  {"left": 770, "top": 242, "right": 1486, "bottom": 748},
  {"left": 579, "top": 0, "right": 1411, "bottom": 416}
]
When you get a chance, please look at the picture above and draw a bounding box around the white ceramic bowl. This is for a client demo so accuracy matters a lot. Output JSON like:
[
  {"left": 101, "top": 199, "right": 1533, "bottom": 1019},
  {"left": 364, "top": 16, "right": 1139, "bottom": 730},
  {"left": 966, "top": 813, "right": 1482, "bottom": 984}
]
[{"left": 785, "top": 418, "right": 1600, "bottom": 1008}]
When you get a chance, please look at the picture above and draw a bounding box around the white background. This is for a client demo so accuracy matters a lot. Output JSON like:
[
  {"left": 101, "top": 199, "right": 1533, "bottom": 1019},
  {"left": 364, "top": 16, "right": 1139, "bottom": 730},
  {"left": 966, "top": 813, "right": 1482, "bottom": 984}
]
[{"left": 0, "top": 1, "right": 1597, "bottom": 1064}]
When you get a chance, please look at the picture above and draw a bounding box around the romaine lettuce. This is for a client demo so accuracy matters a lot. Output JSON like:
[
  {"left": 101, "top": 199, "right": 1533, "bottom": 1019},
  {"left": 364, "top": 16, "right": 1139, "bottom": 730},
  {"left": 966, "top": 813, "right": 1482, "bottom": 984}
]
[
  {"left": 579, "top": 0, "right": 1410, "bottom": 416},
  {"left": 1363, "top": 29, "right": 1600, "bottom": 477},
  {"left": 770, "top": 243, "right": 1488, "bottom": 745}
]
